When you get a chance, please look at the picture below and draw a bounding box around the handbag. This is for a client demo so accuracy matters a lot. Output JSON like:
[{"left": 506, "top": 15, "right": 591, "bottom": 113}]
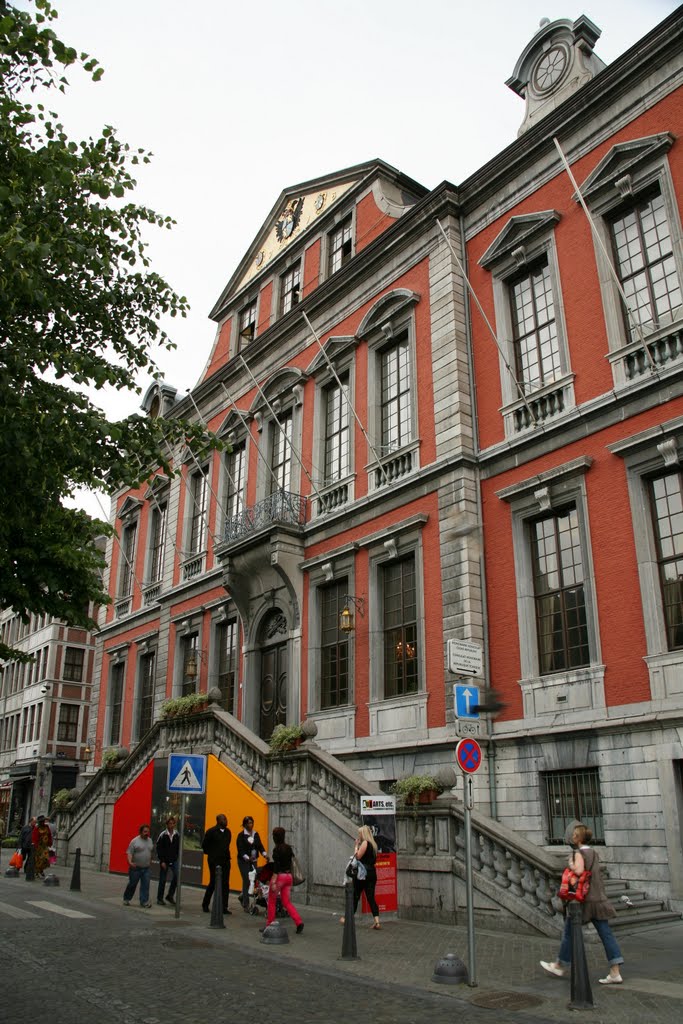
[
  {"left": 558, "top": 865, "right": 591, "bottom": 902},
  {"left": 290, "top": 854, "right": 305, "bottom": 886},
  {"left": 345, "top": 855, "right": 358, "bottom": 879}
]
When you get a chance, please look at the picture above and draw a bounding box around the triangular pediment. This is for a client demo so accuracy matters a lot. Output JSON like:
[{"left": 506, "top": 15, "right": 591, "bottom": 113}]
[
  {"left": 216, "top": 408, "right": 250, "bottom": 441},
  {"left": 209, "top": 160, "right": 425, "bottom": 321},
  {"left": 117, "top": 496, "right": 143, "bottom": 521},
  {"left": 306, "top": 335, "right": 358, "bottom": 376},
  {"left": 578, "top": 134, "right": 674, "bottom": 201},
  {"left": 479, "top": 212, "right": 560, "bottom": 269},
  {"left": 143, "top": 473, "right": 170, "bottom": 501}
]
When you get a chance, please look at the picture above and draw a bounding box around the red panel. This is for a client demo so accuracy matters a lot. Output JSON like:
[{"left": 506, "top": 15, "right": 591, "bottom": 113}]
[{"left": 109, "top": 761, "right": 154, "bottom": 874}]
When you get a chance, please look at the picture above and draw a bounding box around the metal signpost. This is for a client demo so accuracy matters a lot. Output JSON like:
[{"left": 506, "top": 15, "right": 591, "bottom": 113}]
[
  {"left": 167, "top": 753, "right": 207, "bottom": 920},
  {"left": 455, "top": 737, "right": 482, "bottom": 987}
]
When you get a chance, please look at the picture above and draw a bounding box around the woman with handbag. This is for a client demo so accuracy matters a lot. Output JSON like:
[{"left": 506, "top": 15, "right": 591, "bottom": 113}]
[
  {"left": 540, "top": 823, "right": 624, "bottom": 985},
  {"left": 236, "top": 816, "right": 267, "bottom": 912},
  {"left": 340, "top": 825, "right": 381, "bottom": 930},
  {"left": 263, "top": 826, "right": 304, "bottom": 934}
]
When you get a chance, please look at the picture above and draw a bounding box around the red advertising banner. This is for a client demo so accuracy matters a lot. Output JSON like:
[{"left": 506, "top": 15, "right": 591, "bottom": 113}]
[{"left": 360, "top": 794, "right": 398, "bottom": 914}]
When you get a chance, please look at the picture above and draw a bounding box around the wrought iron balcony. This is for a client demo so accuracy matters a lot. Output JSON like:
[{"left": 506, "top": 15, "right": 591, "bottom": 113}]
[{"left": 224, "top": 490, "right": 307, "bottom": 543}]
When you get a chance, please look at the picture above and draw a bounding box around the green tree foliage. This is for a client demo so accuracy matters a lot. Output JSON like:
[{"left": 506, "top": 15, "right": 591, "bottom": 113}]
[{"left": 0, "top": 1, "right": 219, "bottom": 659}]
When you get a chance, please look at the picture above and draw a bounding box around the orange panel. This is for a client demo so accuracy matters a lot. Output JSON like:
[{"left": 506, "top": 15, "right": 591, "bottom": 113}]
[{"left": 202, "top": 755, "right": 268, "bottom": 891}]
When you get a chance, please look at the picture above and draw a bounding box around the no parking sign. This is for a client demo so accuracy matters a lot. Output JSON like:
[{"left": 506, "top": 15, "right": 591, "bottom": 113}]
[{"left": 455, "top": 737, "right": 482, "bottom": 774}]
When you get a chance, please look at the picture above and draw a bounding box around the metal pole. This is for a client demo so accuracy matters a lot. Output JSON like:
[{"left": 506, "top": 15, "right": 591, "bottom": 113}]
[
  {"left": 175, "top": 794, "right": 185, "bottom": 920},
  {"left": 463, "top": 775, "right": 477, "bottom": 986}
]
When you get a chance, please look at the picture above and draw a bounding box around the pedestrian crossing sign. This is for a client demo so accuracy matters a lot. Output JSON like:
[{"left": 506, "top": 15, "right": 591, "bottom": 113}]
[{"left": 167, "top": 753, "right": 207, "bottom": 794}]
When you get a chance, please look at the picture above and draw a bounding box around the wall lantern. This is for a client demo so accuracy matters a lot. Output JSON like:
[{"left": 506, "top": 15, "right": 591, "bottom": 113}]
[{"left": 340, "top": 595, "right": 365, "bottom": 634}]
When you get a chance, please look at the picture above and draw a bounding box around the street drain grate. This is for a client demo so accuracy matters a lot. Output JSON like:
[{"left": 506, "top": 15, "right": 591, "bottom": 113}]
[{"left": 470, "top": 992, "right": 545, "bottom": 1011}]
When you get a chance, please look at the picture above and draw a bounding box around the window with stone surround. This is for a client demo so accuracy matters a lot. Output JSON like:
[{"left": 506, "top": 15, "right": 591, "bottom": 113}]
[
  {"left": 237, "top": 299, "right": 258, "bottom": 350},
  {"left": 497, "top": 458, "right": 602, "bottom": 710},
  {"left": 648, "top": 469, "right": 683, "bottom": 650},
  {"left": 530, "top": 506, "right": 590, "bottom": 673},
  {"left": 357, "top": 289, "right": 420, "bottom": 491},
  {"left": 217, "top": 618, "right": 238, "bottom": 713},
  {"left": 577, "top": 134, "right": 683, "bottom": 385},
  {"left": 541, "top": 767, "right": 604, "bottom": 844},
  {"left": 62, "top": 646, "right": 84, "bottom": 682},
  {"left": 180, "top": 633, "right": 199, "bottom": 697},
  {"left": 118, "top": 520, "right": 137, "bottom": 598},
  {"left": 320, "top": 579, "right": 349, "bottom": 709},
  {"left": 382, "top": 554, "right": 419, "bottom": 698},
  {"left": 609, "top": 424, "right": 683, "bottom": 693},
  {"left": 608, "top": 188, "right": 682, "bottom": 341},
  {"left": 510, "top": 258, "right": 562, "bottom": 391},
  {"left": 187, "top": 468, "right": 208, "bottom": 555},
  {"left": 323, "top": 375, "right": 350, "bottom": 485},
  {"left": 136, "top": 650, "right": 156, "bottom": 738},
  {"left": 279, "top": 262, "right": 301, "bottom": 316},
  {"left": 224, "top": 443, "right": 245, "bottom": 521},
  {"left": 147, "top": 502, "right": 167, "bottom": 584},
  {"left": 328, "top": 216, "right": 353, "bottom": 276},
  {"left": 269, "top": 411, "right": 293, "bottom": 493},
  {"left": 479, "top": 211, "right": 573, "bottom": 436},
  {"left": 108, "top": 661, "right": 125, "bottom": 746},
  {"left": 57, "top": 703, "right": 79, "bottom": 743}
]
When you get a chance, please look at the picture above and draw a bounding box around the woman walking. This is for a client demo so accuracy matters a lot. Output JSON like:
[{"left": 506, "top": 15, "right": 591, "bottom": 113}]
[
  {"left": 541, "top": 823, "right": 624, "bottom": 985},
  {"left": 263, "top": 826, "right": 303, "bottom": 934},
  {"left": 341, "top": 825, "right": 381, "bottom": 930}
]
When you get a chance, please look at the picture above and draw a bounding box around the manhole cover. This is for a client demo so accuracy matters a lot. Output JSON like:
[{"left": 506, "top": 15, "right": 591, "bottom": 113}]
[{"left": 471, "top": 992, "right": 545, "bottom": 1011}]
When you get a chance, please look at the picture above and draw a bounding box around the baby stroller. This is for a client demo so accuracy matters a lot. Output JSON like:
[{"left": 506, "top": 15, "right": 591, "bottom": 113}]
[{"left": 246, "top": 862, "right": 288, "bottom": 918}]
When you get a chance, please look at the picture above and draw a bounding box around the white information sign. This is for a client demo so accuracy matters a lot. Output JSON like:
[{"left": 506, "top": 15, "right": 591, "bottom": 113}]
[{"left": 447, "top": 638, "right": 483, "bottom": 677}]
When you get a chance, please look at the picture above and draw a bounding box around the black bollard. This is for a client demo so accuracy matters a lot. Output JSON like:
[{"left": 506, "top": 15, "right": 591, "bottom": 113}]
[
  {"left": 70, "top": 847, "right": 81, "bottom": 892},
  {"left": 210, "top": 865, "right": 225, "bottom": 929},
  {"left": 339, "top": 879, "right": 360, "bottom": 960},
  {"left": 568, "top": 901, "right": 594, "bottom": 1010},
  {"left": 24, "top": 845, "right": 35, "bottom": 882}
]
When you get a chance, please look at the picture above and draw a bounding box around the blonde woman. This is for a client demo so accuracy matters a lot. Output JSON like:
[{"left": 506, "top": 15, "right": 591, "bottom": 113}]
[{"left": 341, "top": 825, "right": 381, "bottom": 929}]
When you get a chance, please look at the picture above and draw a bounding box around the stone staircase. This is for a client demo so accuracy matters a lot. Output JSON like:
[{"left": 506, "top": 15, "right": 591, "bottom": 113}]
[
  {"left": 59, "top": 706, "right": 681, "bottom": 935},
  {"left": 605, "top": 878, "right": 682, "bottom": 933}
]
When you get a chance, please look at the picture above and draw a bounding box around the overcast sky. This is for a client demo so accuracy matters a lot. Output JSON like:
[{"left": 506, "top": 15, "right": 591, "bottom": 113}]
[{"left": 37, "top": 0, "right": 676, "bottom": 518}]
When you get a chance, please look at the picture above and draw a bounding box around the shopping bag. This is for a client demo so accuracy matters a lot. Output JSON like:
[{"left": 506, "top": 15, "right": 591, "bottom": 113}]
[{"left": 9, "top": 850, "right": 23, "bottom": 869}]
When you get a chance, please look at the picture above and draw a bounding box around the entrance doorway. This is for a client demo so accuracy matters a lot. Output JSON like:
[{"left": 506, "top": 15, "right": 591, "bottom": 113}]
[{"left": 258, "top": 611, "right": 288, "bottom": 740}]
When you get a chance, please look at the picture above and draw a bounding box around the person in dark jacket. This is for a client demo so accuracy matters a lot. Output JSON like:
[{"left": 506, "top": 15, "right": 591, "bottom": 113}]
[
  {"left": 236, "top": 815, "right": 267, "bottom": 911},
  {"left": 201, "top": 813, "right": 232, "bottom": 914},
  {"left": 20, "top": 817, "right": 36, "bottom": 873},
  {"left": 156, "top": 816, "right": 180, "bottom": 906}
]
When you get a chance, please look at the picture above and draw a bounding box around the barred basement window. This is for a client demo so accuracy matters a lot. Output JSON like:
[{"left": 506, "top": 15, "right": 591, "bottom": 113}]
[{"left": 541, "top": 768, "right": 604, "bottom": 844}]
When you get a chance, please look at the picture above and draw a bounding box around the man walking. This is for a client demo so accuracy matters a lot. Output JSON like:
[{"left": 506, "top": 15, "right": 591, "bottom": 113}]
[
  {"left": 156, "top": 816, "right": 180, "bottom": 906},
  {"left": 201, "top": 813, "right": 231, "bottom": 915},
  {"left": 20, "top": 817, "right": 36, "bottom": 874},
  {"left": 123, "top": 824, "right": 154, "bottom": 908}
]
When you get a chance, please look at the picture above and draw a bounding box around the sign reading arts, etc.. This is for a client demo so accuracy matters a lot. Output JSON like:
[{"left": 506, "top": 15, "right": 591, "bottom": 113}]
[
  {"left": 447, "top": 638, "right": 483, "bottom": 677},
  {"left": 167, "top": 753, "right": 207, "bottom": 794}
]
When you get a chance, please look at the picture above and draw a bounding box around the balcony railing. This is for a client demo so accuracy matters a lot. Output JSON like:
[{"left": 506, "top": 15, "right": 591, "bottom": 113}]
[
  {"left": 224, "top": 490, "right": 307, "bottom": 543},
  {"left": 114, "top": 595, "right": 132, "bottom": 618},
  {"left": 142, "top": 581, "right": 162, "bottom": 606},
  {"left": 622, "top": 325, "right": 683, "bottom": 381}
]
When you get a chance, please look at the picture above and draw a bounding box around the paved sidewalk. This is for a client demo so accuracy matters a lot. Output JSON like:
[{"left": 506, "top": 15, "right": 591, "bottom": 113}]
[{"left": 52, "top": 866, "right": 683, "bottom": 1022}]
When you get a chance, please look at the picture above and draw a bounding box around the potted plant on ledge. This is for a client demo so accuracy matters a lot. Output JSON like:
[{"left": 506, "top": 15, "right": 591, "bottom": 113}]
[
  {"left": 268, "top": 723, "right": 306, "bottom": 753},
  {"left": 161, "top": 691, "right": 210, "bottom": 719},
  {"left": 391, "top": 774, "right": 445, "bottom": 805}
]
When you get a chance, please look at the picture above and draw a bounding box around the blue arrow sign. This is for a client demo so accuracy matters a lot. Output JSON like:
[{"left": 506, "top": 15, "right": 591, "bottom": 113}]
[
  {"left": 167, "top": 753, "right": 207, "bottom": 794},
  {"left": 454, "top": 683, "right": 480, "bottom": 720}
]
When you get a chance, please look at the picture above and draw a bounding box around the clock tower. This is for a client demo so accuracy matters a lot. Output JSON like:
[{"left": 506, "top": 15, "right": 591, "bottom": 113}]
[{"left": 506, "top": 15, "right": 606, "bottom": 136}]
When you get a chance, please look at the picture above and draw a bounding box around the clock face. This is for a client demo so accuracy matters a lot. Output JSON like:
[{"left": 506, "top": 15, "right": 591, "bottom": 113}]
[{"left": 533, "top": 44, "right": 569, "bottom": 93}]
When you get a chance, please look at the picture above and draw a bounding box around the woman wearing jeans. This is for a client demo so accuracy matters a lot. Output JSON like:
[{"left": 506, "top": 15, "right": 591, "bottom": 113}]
[
  {"left": 264, "top": 826, "right": 303, "bottom": 934},
  {"left": 541, "top": 823, "right": 624, "bottom": 985}
]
